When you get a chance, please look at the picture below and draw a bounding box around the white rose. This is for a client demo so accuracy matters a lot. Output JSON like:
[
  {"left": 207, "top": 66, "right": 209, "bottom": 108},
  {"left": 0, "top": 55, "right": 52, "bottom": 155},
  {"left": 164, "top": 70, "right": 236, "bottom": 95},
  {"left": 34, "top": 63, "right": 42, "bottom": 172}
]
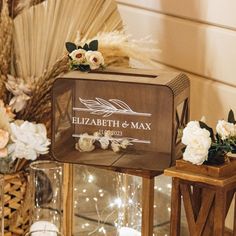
[
  {"left": 76, "top": 133, "right": 95, "bottom": 152},
  {"left": 69, "top": 49, "right": 86, "bottom": 63},
  {"left": 216, "top": 120, "right": 235, "bottom": 140},
  {"left": 182, "top": 122, "right": 211, "bottom": 165},
  {"left": 10, "top": 121, "right": 50, "bottom": 160},
  {"left": 10, "top": 142, "right": 38, "bottom": 160},
  {"left": 120, "top": 139, "right": 131, "bottom": 149},
  {"left": 93, "top": 131, "right": 102, "bottom": 138},
  {"left": 99, "top": 137, "right": 110, "bottom": 150},
  {"left": 234, "top": 124, "right": 236, "bottom": 137},
  {"left": 85, "top": 51, "right": 104, "bottom": 70},
  {"left": 187, "top": 128, "right": 211, "bottom": 150},
  {"left": 181, "top": 121, "right": 200, "bottom": 145},
  {"left": 111, "top": 141, "right": 120, "bottom": 153},
  {"left": 183, "top": 145, "right": 209, "bottom": 165}
]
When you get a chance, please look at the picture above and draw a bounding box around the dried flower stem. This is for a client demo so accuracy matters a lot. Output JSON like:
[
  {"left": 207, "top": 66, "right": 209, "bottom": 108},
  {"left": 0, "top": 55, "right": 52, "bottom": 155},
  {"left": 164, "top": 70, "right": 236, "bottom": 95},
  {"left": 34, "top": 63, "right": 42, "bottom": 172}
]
[
  {"left": 0, "top": 0, "right": 13, "bottom": 99},
  {"left": 18, "top": 56, "right": 69, "bottom": 122}
]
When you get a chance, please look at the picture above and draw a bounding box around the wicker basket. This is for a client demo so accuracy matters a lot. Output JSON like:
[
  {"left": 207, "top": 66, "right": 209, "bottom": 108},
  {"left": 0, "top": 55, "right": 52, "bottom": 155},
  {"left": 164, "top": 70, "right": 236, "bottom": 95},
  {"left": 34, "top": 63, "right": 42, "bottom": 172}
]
[{"left": 2, "top": 172, "right": 30, "bottom": 236}]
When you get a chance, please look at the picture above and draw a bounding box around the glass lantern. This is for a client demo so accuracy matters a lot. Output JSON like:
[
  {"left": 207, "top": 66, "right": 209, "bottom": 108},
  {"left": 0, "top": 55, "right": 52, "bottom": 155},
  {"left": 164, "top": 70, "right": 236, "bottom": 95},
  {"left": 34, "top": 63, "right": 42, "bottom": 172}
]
[{"left": 29, "top": 161, "right": 63, "bottom": 235}]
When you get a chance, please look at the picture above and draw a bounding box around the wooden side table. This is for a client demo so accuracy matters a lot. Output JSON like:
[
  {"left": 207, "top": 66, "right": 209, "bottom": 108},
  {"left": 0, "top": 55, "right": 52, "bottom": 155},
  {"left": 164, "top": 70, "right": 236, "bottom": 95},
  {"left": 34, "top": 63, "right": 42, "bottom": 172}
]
[{"left": 165, "top": 166, "right": 236, "bottom": 236}]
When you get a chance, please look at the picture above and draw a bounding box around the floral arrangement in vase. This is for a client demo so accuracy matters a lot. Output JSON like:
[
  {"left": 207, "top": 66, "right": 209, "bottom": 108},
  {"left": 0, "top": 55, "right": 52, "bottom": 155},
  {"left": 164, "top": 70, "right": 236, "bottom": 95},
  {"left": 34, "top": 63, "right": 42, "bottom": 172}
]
[{"left": 182, "top": 110, "right": 236, "bottom": 165}]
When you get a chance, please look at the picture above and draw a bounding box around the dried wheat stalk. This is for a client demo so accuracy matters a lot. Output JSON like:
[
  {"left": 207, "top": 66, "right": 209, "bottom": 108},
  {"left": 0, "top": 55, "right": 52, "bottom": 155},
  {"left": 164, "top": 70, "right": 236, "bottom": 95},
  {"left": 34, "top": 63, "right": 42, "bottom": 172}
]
[
  {"left": 18, "top": 56, "right": 69, "bottom": 123},
  {"left": 13, "top": 0, "right": 123, "bottom": 124},
  {"left": 0, "top": 0, "right": 13, "bottom": 99},
  {"left": 15, "top": 0, "right": 45, "bottom": 13}
]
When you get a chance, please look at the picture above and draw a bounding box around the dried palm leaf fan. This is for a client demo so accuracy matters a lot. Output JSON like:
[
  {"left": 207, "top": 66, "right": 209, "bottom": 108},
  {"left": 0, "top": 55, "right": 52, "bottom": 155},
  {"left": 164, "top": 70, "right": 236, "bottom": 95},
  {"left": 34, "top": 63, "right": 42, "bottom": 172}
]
[
  {"left": 13, "top": 0, "right": 123, "bottom": 124},
  {"left": 13, "top": 0, "right": 122, "bottom": 79}
]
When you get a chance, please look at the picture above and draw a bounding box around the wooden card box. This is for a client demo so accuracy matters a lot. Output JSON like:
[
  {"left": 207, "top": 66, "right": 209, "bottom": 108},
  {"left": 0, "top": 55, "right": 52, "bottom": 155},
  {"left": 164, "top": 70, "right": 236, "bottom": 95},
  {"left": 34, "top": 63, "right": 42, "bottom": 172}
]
[{"left": 51, "top": 68, "right": 190, "bottom": 174}]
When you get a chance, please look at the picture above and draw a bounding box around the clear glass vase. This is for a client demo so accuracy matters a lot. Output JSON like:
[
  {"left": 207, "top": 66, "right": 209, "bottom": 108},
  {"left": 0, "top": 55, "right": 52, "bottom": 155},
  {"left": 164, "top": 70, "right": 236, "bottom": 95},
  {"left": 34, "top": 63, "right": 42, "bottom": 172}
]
[
  {"left": 29, "top": 161, "right": 63, "bottom": 235},
  {"left": 0, "top": 174, "right": 3, "bottom": 236},
  {"left": 25, "top": 229, "right": 62, "bottom": 236}
]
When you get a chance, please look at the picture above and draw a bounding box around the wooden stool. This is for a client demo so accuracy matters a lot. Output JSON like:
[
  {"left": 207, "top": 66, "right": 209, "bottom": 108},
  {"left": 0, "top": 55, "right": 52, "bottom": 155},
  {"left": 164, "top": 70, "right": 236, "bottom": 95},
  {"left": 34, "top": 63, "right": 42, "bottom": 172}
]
[{"left": 165, "top": 166, "right": 236, "bottom": 236}]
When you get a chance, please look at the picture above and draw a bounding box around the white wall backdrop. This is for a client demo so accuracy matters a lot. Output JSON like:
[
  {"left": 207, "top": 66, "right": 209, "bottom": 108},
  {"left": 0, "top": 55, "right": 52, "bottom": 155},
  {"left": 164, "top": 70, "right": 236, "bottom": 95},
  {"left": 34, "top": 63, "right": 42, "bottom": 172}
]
[{"left": 117, "top": 0, "right": 235, "bottom": 229}]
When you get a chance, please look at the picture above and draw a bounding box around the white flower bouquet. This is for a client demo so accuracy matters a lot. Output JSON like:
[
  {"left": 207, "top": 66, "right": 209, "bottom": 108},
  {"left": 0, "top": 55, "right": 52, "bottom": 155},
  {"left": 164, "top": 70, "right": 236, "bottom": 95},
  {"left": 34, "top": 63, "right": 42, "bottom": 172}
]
[
  {"left": 66, "top": 40, "right": 105, "bottom": 72},
  {"left": 0, "top": 100, "right": 50, "bottom": 173},
  {"left": 75, "top": 130, "right": 132, "bottom": 153},
  {"left": 182, "top": 110, "right": 236, "bottom": 165}
]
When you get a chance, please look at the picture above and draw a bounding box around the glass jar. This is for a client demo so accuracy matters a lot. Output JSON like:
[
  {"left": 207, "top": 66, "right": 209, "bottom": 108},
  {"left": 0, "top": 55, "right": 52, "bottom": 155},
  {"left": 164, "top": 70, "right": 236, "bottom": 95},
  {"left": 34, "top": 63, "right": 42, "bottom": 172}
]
[
  {"left": 29, "top": 161, "right": 63, "bottom": 235},
  {"left": 0, "top": 174, "right": 4, "bottom": 236}
]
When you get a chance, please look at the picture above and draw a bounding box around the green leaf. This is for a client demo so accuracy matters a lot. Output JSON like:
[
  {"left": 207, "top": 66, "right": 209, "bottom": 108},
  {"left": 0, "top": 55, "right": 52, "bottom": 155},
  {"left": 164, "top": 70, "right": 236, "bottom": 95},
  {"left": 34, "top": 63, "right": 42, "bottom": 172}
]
[
  {"left": 89, "top": 40, "right": 98, "bottom": 51},
  {"left": 79, "top": 64, "right": 90, "bottom": 72},
  {"left": 65, "top": 42, "right": 77, "bottom": 53},
  {"left": 199, "top": 121, "right": 215, "bottom": 141},
  {"left": 181, "top": 146, "right": 186, "bottom": 153},
  {"left": 231, "top": 144, "right": 236, "bottom": 153},
  {"left": 83, "top": 43, "right": 89, "bottom": 51},
  {"left": 228, "top": 109, "right": 236, "bottom": 124},
  {"left": 215, "top": 133, "right": 221, "bottom": 143},
  {"left": 205, "top": 149, "right": 225, "bottom": 165}
]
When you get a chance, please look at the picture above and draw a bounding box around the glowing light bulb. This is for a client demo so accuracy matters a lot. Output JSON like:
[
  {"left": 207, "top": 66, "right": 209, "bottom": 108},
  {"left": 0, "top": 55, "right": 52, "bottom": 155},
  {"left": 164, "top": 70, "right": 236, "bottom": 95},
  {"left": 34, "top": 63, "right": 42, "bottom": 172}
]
[
  {"left": 88, "top": 175, "right": 94, "bottom": 183},
  {"left": 114, "top": 198, "right": 122, "bottom": 208},
  {"left": 98, "top": 227, "right": 106, "bottom": 233},
  {"left": 167, "top": 183, "right": 172, "bottom": 189}
]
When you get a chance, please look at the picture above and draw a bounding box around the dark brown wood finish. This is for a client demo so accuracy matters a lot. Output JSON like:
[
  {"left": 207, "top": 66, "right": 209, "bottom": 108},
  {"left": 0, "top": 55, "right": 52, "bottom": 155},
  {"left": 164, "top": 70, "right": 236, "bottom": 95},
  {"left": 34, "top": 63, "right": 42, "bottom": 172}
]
[
  {"left": 165, "top": 167, "right": 236, "bottom": 236},
  {"left": 170, "top": 178, "right": 181, "bottom": 236},
  {"left": 142, "top": 177, "right": 154, "bottom": 236},
  {"left": 51, "top": 68, "right": 190, "bottom": 175}
]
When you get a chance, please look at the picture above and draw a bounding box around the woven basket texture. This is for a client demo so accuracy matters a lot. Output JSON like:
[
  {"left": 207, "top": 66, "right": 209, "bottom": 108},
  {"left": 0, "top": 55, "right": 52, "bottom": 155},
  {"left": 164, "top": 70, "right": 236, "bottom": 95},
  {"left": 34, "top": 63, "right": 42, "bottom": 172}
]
[{"left": 1, "top": 172, "right": 30, "bottom": 236}]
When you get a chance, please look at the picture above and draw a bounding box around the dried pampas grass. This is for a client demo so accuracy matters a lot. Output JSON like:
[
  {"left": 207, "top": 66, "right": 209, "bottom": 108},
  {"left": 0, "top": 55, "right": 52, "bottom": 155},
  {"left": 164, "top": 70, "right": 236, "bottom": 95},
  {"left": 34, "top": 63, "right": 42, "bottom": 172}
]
[
  {"left": 88, "top": 31, "right": 160, "bottom": 67},
  {"left": 13, "top": 0, "right": 122, "bottom": 80},
  {"left": 0, "top": 0, "right": 13, "bottom": 99}
]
